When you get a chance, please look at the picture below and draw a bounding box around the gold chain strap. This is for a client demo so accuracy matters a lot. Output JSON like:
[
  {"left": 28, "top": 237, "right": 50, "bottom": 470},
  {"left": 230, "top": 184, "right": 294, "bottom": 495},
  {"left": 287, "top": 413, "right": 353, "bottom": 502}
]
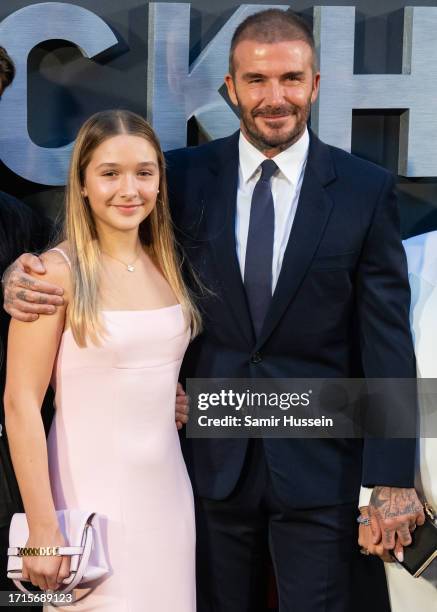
[{"left": 17, "top": 546, "right": 60, "bottom": 557}]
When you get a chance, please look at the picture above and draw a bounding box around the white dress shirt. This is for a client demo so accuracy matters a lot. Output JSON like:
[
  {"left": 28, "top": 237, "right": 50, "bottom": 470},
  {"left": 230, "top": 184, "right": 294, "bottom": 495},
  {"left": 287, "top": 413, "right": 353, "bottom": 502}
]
[{"left": 235, "top": 128, "right": 309, "bottom": 292}]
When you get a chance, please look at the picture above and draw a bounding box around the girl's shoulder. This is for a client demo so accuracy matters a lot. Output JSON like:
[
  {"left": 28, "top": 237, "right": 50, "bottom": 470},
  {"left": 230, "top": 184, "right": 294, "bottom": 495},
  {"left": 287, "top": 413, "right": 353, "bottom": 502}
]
[{"left": 37, "top": 241, "right": 72, "bottom": 296}]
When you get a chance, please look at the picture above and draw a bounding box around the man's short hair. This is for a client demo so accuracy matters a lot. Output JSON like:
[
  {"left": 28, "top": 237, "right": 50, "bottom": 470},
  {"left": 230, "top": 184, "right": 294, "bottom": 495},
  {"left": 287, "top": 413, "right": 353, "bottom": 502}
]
[
  {"left": 229, "top": 9, "right": 317, "bottom": 76},
  {"left": 0, "top": 46, "right": 16, "bottom": 93}
]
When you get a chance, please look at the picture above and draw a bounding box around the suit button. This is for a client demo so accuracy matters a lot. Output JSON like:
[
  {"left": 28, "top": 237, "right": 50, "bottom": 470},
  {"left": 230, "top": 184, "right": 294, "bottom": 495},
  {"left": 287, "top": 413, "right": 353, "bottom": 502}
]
[{"left": 251, "top": 352, "right": 262, "bottom": 364}]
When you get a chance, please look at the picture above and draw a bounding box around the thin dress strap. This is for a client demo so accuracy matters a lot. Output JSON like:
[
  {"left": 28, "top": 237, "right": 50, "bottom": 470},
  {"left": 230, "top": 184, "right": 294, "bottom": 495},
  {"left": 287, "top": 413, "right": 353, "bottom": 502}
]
[{"left": 49, "top": 247, "right": 72, "bottom": 270}]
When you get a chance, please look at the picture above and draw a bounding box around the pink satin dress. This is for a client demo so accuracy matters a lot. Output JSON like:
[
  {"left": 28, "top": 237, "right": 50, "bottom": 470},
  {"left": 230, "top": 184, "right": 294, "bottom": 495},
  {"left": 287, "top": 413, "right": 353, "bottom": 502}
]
[{"left": 45, "top": 255, "right": 195, "bottom": 611}]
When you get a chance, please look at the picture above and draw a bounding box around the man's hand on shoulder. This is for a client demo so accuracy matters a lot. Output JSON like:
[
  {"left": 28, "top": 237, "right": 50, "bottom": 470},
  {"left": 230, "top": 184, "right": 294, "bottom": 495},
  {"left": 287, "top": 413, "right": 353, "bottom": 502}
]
[
  {"left": 2, "top": 253, "right": 64, "bottom": 322},
  {"left": 369, "top": 486, "right": 425, "bottom": 562}
]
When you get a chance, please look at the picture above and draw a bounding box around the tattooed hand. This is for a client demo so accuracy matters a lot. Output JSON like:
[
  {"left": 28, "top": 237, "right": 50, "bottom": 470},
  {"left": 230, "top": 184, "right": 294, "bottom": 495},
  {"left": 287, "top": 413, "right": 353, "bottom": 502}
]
[
  {"left": 2, "top": 253, "right": 64, "bottom": 322},
  {"left": 369, "top": 487, "right": 425, "bottom": 562}
]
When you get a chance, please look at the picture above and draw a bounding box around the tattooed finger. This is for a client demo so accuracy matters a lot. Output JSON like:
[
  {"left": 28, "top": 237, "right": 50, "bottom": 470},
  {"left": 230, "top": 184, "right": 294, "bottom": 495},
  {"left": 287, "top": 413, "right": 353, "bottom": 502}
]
[
  {"left": 383, "top": 527, "right": 395, "bottom": 548},
  {"left": 14, "top": 289, "right": 57, "bottom": 306},
  {"left": 409, "top": 517, "right": 417, "bottom": 530},
  {"left": 13, "top": 299, "right": 56, "bottom": 315},
  {"left": 19, "top": 275, "right": 36, "bottom": 289},
  {"left": 397, "top": 522, "right": 412, "bottom": 546},
  {"left": 16, "top": 290, "right": 27, "bottom": 302}
]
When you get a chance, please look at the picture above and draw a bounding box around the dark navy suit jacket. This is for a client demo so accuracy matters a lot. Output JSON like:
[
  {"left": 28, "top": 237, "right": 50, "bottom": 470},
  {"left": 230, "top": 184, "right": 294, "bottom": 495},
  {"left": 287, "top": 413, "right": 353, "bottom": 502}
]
[{"left": 165, "top": 130, "right": 417, "bottom": 508}]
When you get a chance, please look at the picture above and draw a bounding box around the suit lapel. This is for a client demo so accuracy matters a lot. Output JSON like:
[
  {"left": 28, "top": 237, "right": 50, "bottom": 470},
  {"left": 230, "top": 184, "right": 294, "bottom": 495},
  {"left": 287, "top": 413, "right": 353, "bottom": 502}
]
[
  {"left": 203, "top": 132, "right": 255, "bottom": 345},
  {"left": 255, "top": 133, "right": 336, "bottom": 349}
]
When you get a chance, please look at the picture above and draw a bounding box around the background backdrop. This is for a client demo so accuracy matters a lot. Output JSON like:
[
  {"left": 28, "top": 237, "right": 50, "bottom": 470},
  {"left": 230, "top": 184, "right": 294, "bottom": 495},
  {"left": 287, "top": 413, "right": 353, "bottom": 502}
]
[{"left": 1, "top": 0, "right": 437, "bottom": 239}]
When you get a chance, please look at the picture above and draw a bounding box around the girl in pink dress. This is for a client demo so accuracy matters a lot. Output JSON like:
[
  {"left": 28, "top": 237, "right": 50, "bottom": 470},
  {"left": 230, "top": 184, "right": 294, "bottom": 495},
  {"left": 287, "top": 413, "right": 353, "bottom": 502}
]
[{"left": 5, "top": 110, "right": 200, "bottom": 611}]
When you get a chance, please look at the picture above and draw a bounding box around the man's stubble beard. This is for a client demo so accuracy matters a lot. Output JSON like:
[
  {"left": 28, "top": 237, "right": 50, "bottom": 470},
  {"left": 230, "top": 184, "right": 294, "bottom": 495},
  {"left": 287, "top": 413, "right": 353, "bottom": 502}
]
[{"left": 237, "top": 94, "right": 312, "bottom": 154}]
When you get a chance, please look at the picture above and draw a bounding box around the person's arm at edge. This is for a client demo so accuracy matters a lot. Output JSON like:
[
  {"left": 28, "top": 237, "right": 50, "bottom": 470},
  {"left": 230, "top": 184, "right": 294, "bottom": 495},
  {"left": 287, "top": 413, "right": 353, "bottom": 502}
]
[
  {"left": 356, "top": 172, "right": 424, "bottom": 559},
  {"left": 4, "top": 251, "right": 70, "bottom": 589}
]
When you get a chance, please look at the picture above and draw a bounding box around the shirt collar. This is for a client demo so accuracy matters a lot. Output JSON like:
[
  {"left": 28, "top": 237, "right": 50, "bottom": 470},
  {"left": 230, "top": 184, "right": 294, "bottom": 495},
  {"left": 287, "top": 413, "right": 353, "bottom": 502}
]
[{"left": 238, "top": 127, "right": 310, "bottom": 186}]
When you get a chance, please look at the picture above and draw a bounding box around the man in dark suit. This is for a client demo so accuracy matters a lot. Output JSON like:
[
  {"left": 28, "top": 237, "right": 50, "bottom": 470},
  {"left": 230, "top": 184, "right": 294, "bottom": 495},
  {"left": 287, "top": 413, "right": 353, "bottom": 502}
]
[
  {"left": 165, "top": 10, "right": 423, "bottom": 611},
  {"left": 3, "top": 10, "right": 424, "bottom": 611}
]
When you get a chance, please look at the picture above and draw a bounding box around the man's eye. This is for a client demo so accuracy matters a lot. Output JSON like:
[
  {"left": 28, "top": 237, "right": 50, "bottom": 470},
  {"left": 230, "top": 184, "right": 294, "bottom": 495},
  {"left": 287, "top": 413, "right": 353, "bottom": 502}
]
[{"left": 249, "top": 79, "right": 262, "bottom": 84}]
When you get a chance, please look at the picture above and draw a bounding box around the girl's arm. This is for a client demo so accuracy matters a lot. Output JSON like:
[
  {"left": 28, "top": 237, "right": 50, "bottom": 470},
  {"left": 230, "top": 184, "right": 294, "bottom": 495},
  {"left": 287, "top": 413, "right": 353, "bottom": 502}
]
[{"left": 4, "top": 250, "right": 71, "bottom": 591}]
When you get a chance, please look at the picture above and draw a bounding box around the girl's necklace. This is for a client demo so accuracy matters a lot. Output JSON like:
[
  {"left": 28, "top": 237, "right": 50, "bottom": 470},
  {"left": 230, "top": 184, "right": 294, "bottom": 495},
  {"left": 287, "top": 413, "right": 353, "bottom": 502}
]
[{"left": 102, "top": 249, "right": 141, "bottom": 273}]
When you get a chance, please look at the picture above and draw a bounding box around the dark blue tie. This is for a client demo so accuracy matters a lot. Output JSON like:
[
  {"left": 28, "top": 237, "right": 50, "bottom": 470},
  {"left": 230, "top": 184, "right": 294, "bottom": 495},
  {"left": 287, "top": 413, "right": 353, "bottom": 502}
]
[{"left": 244, "top": 159, "right": 278, "bottom": 338}]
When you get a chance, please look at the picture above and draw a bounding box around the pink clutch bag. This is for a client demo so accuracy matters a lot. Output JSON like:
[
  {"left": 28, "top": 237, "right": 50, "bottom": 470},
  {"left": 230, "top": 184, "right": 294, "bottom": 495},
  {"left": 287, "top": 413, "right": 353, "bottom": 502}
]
[{"left": 7, "top": 510, "right": 109, "bottom": 595}]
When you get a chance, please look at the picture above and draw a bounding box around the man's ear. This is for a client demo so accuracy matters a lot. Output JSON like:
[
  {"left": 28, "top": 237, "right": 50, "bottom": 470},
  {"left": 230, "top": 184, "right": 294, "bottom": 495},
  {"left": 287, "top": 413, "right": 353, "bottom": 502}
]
[
  {"left": 311, "top": 72, "right": 321, "bottom": 105},
  {"left": 224, "top": 73, "right": 239, "bottom": 107}
]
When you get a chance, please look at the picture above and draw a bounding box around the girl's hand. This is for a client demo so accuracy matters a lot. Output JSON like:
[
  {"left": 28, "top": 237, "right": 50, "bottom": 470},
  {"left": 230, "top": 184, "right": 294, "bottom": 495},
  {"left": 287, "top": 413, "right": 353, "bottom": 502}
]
[
  {"left": 358, "top": 506, "right": 394, "bottom": 562},
  {"left": 22, "top": 527, "right": 71, "bottom": 591}
]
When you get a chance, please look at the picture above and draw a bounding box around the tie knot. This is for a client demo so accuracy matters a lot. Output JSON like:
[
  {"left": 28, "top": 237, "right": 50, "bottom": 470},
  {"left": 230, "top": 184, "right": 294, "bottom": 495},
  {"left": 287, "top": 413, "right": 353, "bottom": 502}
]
[{"left": 259, "top": 159, "right": 278, "bottom": 182}]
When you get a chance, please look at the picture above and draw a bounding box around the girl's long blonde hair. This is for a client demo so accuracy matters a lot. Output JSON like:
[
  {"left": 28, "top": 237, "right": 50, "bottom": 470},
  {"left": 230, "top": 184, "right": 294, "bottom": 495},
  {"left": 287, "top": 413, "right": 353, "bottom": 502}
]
[{"left": 64, "top": 109, "right": 201, "bottom": 346}]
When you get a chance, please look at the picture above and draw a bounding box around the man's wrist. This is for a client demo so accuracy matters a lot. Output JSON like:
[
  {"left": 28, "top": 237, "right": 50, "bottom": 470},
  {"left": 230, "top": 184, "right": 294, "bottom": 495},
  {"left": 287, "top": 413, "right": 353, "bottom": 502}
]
[
  {"left": 1, "top": 262, "right": 15, "bottom": 297},
  {"left": 1, "top": 268, "right": 8, "bottom": 297}
]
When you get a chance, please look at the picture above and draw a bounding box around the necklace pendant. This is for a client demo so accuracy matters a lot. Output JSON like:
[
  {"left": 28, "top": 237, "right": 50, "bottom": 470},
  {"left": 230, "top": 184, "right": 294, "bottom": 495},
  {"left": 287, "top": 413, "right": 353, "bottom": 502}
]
[{"left": 127, "top": 265, "right": 135, "bottom": 272}]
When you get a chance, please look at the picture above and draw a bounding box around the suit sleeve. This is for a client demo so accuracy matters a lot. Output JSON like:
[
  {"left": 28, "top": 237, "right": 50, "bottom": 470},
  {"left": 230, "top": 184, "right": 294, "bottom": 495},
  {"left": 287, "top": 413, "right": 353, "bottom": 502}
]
[{"left": 357, "top": 173, "right": 416, "bottom": 488}]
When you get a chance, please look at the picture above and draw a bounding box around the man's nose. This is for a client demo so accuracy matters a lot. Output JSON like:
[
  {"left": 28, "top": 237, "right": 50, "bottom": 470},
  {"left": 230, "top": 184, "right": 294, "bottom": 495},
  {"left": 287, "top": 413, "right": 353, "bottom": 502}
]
[{"left": 264, "top": 80, "right": 285, "bottom": 106}]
